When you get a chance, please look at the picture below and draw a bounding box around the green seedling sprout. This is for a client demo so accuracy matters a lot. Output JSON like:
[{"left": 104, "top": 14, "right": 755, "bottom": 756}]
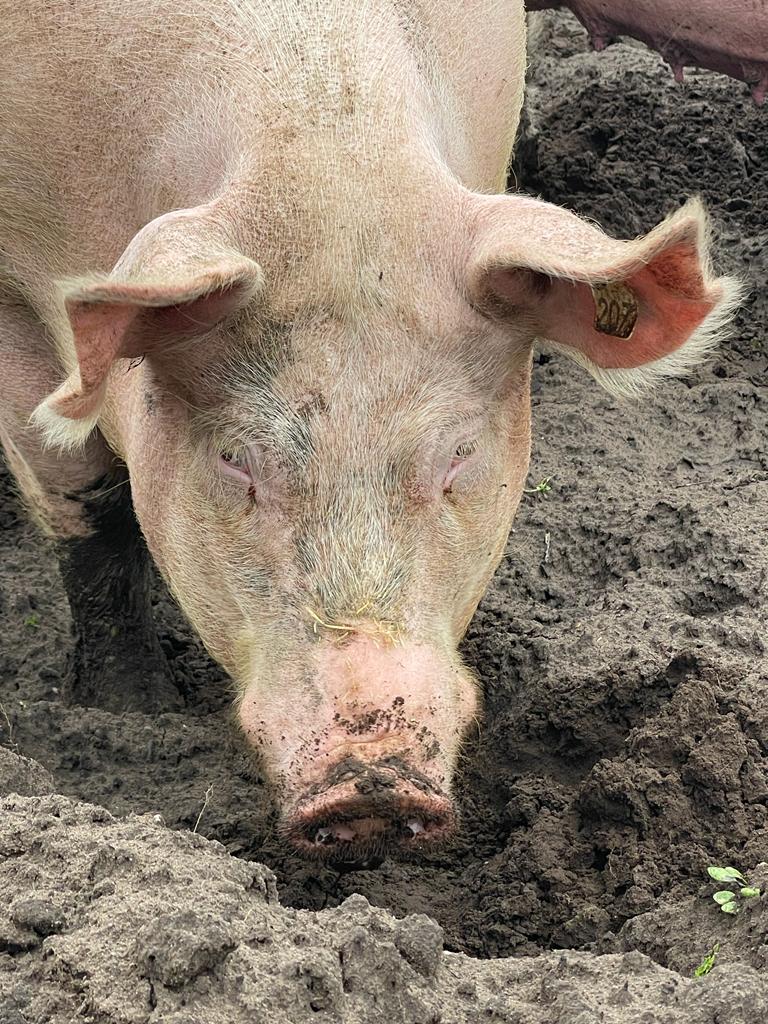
[
  {"left": 524, "top": 477, "right": 553, "bottom": 497},
  {"left": 707, "top": 865, "right": 761, "bottom": 915},
  {"left": 24, "top": 613, "right": 40, "bottom": 629},
  {"left": 694, "top": 942, "right": 719, "bottom": 977}
]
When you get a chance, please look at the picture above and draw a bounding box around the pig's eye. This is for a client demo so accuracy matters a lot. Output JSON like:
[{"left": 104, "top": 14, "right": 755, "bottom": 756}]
[
  {"left": 218, "top": 450, "right": 252, "bottom": 484},
  {"left": 443, "top": 440, "right": 477, "bottom": 492}
]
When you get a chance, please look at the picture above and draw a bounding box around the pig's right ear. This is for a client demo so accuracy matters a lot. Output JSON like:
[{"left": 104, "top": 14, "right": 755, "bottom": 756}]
[{"left": 32, "top": 208, "right": 263, "bottom": 449}]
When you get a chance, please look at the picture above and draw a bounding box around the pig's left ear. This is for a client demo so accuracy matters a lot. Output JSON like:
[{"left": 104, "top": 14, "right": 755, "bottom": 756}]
[
  {"left": 32, "top": 206, "right": 263, "bottom": 449},
  {"left": 467, "top": 194, "right": 742, "bottom": 394}
]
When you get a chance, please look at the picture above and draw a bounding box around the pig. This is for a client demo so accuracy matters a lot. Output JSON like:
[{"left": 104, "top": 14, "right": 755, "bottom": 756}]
[
  {"left": 0, "top": 1, "right": 740, "bottom": 864},
  {"left": 528, "top": 0, "right": 768, "bottom": 103}
]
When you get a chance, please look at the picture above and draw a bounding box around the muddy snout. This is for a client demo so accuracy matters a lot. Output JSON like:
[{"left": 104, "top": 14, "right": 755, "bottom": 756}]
[{"left": 282, "top": 757, "right": 455, "bottom": 865}]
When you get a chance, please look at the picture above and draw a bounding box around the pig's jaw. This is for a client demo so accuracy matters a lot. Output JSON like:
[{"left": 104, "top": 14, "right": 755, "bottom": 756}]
[{"left": 238, "top": 636, "right": 478, "bottom": 863}]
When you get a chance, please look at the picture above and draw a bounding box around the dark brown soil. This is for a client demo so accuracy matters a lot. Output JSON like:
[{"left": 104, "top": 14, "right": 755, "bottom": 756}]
[{"left": 1, "top": 13, "right": 767, "bottom": 1021}]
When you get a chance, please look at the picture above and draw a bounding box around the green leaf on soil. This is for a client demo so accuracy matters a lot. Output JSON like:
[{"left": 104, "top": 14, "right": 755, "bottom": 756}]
[
  {"left": 740, "top": 887, "right": 761, "bottom": 899},
  {"left": 720, "top": 900, "right": 740, "bottom": 915},
  {"left": 707, "top": 866, "right": 746, "bottom": 884},
  {"left": 694, "top": 943, "right": 719, "bottom": 978},
  {"left": 524, "top": 477, "right": 553, "bottom": 496},
  {"left": 713, "top": 890, "right": 736, "bottom": 905}
]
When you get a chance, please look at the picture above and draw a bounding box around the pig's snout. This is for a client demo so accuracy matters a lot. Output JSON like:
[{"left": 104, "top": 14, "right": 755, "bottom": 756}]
[
  {"left": 281, "top": 758, "right": 455, "bottom": 864},
  {"left": 242, "top": 639, "right": 478, "bottom": 864}
]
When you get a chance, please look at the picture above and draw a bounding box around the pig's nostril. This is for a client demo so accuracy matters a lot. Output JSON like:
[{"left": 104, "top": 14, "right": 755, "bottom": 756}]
[
  {"left": 308, "top": 813, "right": 433, "bottom": 851},
  {"left": 314, "top": 822, "right": 358, "bottom": 846}
]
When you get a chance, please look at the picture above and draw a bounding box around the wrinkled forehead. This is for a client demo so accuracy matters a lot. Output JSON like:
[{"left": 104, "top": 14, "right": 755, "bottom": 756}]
[{"left": 209, "top": 306, "right": 515, "bottom": 447}]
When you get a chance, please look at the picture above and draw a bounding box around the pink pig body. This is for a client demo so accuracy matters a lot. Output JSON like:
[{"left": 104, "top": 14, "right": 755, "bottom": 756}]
[
  {"left": 0, "top": 2, "right": 738, "bottom": 863},
  {"left": 528, "top": 0, "right": 768, "bottom": 103}
]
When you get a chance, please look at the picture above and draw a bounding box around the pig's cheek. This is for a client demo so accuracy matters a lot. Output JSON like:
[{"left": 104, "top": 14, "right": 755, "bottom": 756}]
[
  {"left": 124, "top": 455, "right": 179, "bottom": 568},
  {"left": 114, "top": 385, "right": 186, "bottom": 554},
  {"left": 452, "top": 543, "right": 503, "bottom": 639},
  {"left": 451, "top": 481, "right": 523, "bottom": 638},
  {"left": 123, "top": 432, "right": 196, "bottom": 593}
]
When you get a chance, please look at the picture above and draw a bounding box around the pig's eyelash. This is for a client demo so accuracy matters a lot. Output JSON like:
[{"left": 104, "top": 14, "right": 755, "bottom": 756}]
[
  {"left": 218, "top": 448, "right": 252, "bottom": 483},
  {"left": 442, "top": 439, "right": 478, "bottom": 464},
  {"left": 453, "top": 440, "right": 477, "bottom": 460},
  {"left": 443, "top": 439, "right": 478, "bottom": 492},
  {"left": 220, "top": 449, "right": 245, "bottom": 467},
  {"left": 218, "top": 445, "right": 280, "bottom": 494}
]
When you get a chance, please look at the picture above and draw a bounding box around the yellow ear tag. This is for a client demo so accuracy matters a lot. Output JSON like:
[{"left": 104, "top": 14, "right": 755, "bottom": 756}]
[{"left": 591, "top": 281, "right": 638, "bottom": 339}]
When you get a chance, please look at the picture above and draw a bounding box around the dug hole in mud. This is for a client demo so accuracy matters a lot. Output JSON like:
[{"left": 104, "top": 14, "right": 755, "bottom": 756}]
[{"left": 1, "top": 14, "right": 767, "bottom": 1023}]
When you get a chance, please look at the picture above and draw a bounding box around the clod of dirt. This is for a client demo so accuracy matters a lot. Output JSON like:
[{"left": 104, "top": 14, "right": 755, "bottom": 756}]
[
  {"left": 10, "top": 898, "right": 66, "bottom": 937},
  {"left": 0, "top": 745, "right": 54, "bottom": 797}
]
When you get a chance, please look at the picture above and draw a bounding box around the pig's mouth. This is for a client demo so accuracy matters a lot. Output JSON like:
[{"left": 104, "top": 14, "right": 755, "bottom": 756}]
[
  {"left": 279, "top": 761, "right": 455, "bottom": 866},
  {"left": 284, "top": 799, "right": 454, "bottom": 866}
]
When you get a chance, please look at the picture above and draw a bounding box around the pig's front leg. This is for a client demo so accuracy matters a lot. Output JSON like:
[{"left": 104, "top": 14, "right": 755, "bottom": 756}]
[
  {"left": 55, "top": 466, "right": 182, "bottom": 713},
  {"left": 0, "top": 302, "right": 181, "bottom": 713}
]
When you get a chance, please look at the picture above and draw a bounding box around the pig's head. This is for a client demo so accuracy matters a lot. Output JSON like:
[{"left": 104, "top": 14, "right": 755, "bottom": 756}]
[{"left": 34, "top": 190, "right": 739, "bottom": 864}]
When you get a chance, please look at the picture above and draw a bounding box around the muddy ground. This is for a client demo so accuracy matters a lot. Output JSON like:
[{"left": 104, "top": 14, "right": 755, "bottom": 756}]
[{"left": 1, "top": 12, "right": 767, "bottom": 1022}]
